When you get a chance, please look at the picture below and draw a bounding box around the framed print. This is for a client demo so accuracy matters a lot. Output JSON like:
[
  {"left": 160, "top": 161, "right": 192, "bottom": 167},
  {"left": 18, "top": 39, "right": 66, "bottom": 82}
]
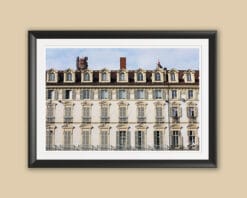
[{"left": 28, "top": 31, "right": 217, "bottom": 168}]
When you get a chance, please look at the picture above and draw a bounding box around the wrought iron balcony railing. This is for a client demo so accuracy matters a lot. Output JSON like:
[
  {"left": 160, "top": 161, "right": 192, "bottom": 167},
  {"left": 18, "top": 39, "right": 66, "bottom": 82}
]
[{"left": 64, "top": 116, "right": 73, "bottom": 123}]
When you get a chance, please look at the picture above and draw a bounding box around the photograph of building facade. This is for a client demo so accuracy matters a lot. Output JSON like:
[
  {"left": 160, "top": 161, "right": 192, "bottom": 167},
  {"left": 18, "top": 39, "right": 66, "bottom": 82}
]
[{"left": 46, "top": 56, "right": 200, "bottom": 151}]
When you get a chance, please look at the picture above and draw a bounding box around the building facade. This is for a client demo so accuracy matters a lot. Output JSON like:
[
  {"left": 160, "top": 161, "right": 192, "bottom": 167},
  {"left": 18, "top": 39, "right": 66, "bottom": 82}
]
[{"left": 46, "top": 57, "right": 200, "bottom": 151}]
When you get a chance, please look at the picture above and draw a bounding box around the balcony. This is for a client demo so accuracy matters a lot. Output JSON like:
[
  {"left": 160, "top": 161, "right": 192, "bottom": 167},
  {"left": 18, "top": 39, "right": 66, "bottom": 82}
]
[
  {"left": 188, "top": 117, "right": 197, "bottom": 123},
  {"left": 119, "top": 117, "right": 128, "bottom": 123},
  {"left": 82, "top": 117, "right": 91, "bottom": 124},
  {"left": 137, "top": 117, "right": 146, "bottom": 123},
  {"left": 64, "top": 116, "right": 73, "bottom": 123},
  {"left": 155, "top": 117, "right": 164, "bottom": 124},
  {"left": 101, "top": 117, "right": 110, "bottom": 123},
  {"left": 46, "top": 116, "right": 55, "bottom": 123},
  {"left": 171, "top": 116, "right": 180, "bottom": 123}
]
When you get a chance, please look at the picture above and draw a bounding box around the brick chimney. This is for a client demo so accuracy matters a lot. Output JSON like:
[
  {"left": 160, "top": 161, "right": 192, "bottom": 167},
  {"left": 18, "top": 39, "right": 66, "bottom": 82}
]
[{"left": 120, "top": 57, "right": 126, "bottom": 70}]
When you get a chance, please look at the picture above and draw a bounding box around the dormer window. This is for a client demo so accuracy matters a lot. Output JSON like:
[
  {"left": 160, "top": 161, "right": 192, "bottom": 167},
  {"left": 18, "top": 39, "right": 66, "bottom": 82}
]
[
  {"left": 84, "top": 72, "right": 90, "bottom": 81},
  {"left": 66, "top": 73, "right": 72, "bottom": 81},
  {"left": 187, "top": 73, "right": 191, "bottom": 81},
  {"left": 119, "top": 72, "right": 125, "bottom": 81},
  {"left": 49, "top": 73, "right": 55, "bottom": 81},
  {"left": 137, "top": 73, "right": 143, "bottom": 81},
  {"left": 171, "top": 73, "right": 175, "bottom": 81},
  {"left": 155, "top": 72, "right": 161, "bottom": 81},
  {"left": 102, "top": 72, "right": 107, "bottom": 81}
]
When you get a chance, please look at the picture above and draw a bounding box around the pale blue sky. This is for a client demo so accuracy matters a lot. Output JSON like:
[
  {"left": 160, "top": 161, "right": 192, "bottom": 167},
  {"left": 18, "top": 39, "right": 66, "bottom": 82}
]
[{"left": 46, "top": 48, "right": 199, "bottom": 70}]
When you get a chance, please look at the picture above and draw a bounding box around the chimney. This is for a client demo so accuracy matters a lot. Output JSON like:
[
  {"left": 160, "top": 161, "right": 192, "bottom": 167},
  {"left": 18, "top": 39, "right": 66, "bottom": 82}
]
[{"left": 120, "top": 57, "right": 126, "bottom": 70}]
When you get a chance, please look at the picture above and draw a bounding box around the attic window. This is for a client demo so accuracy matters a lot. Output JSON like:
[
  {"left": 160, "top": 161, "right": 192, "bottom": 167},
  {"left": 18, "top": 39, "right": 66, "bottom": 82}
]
[
  {"left": 119, "top": 72, "right": 125, "bottom": 81},
  {"left": 48, "top": 73, "right": 55, "bottom": 81},
  {"left": 66, "top": 73, "right": 72, "bottom": 81},
  {"left": 84, "top": 72, "right": 90, "bottom": 81},
  {"left": 187, "top": 73, "right": 192, "bottom": 81},
  {"left": 155, "top": 72, "right": 161, "bottom": 81},
  {"left": 102, "top": 72, "right": 107, "bottom": 81},
  {"left": 137, "top": 73, "right": 143, "bottom": 81},
  {"left": 171, "top": 73, "right": 175, "bottom": 81}
]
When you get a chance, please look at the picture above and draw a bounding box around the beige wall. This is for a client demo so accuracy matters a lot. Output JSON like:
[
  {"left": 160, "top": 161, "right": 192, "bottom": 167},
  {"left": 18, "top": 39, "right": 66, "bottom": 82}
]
[{"left": 0, "top": 0, "right": 246, "bottom": 197}]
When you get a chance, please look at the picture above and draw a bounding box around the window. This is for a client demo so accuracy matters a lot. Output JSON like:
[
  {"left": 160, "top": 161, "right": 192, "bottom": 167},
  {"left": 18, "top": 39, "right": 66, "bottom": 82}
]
[
  {"left": 46, "top": 130, "right": 54, "bottom": 150},
  {"left": 188, "top": 90, "right": 193, "bottom": 99},
  {"left": 102, "top": 72, "right": 107, "bottom": 81},
  {"left": 156, "top": 106, "right": 163, "bottom": 123},
  {"left": 100, "top": 90, "right": 109, "bottom": 99},
  {"left": 65, "top": 90, "right": 72, "bottom": 99},
  {"left": 64, "top": 131, "right": 72, "bottom": 150},
  {"left": 66, "top": 73, "right": 72, "bottom": 81},
  {"left": 119, "top": 89, "right": 127, "bottom": 99},
  {"left": 171, "top": 107, "right": 178, "bottom": 117},
  {"left": 135, "top": 131, "right": 145, "bottom": 150},
  {"left": 64, "top": 106, "right": 73, "bottom": 123},
  {"left": 82, "top": 90, "right": 90, "bottom": 99},
  {"left": 137, "top": 106, "right": 146, "bottom": 123},
  {"left": 47, "top": 90, "right": 53, "bottom": 99},
  {"left": 101, "top": 131, "right": 109, "bottom": 149},
  {"left": 187, "top": 107, "right": 195, "bottom": 117},
  {"left": 171, "top": 131, "right": 179, "bottom": 147},
  {"left": 84, "top": 72, "right": 90, "bottom": 81},
  {"left": 155, "top": 72, "right": 161, "bottom": 81},
  {"left": 82, "top": 107, "right": 91, "bottom": 123},
  {"left": 188, "top": 131, "right": 195, "bottom": 145},
  {"left": 171, "top": 90, "right": 177, "bottom": 99},
  {"left": 82, "top": 130, "right": 90, "bottom": 149},
  {"left": 46, "top": 104, "right": 55, "bottom": 123},
  {"left": 119, "top": 106, "right": 127, "bottom": 123},
  {"left": 101, "top": 106, "right": 109, "bottom": 123},
  {"left": 136, "top": 89, "right": 145, "bottom": 99},
  {"left": 137, "top": 72, "right": 143, "bottom": 81},
  {"left": 171, "top": 72, "right": 175, "bottom": 81},
  {"left": 119, "top": 72, "right": 125, "bottom": 81},
  {"left": 118, "top": 131, "right": 127, "bottom": 150},
  {"left": 154, "top": 89, "right": 162, "bottom": 99},
  {"left": 187, "top": 73, "right": 192, "bottom": 81},
  {"left": 48, "top": 73, "right": 55, "bottom": 81},
  {"left": 154, "top": 131, "right": 162, "bottom": 150}
]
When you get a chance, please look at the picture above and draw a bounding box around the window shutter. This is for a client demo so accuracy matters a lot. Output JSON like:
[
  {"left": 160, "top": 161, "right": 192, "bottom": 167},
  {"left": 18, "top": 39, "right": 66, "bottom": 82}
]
[
  {"left": 116, "top": 90, "right": 119, "bottom": 100},
  {"left": 162, "top": 90, "right": 166, "bottom": 100},
  {"left": 116, "top": 131, "right": 119, "bottom": 149},
  {"left": 72, "top": 90, "right": 76, "bottom": 100},
  {"left": 127, "top": 130, "right": 131, "bottom": 149},
  {"left": 54, "top": 90, "right": 58, "bottom": 100},
  {"left": 62, "top": 90, "right": 66, "bottom": 99},
  {"left": 108, "top": 90, "right": 112, "bottom": 99},
  {"left": 145, "top": 90, "right": 148, "bottom": 99},
  {"left": 126, "top": 89, "right": 130, "bottom": 99},
  {"left": 90, "top": 90, "right": 94, "bottom": 100}
]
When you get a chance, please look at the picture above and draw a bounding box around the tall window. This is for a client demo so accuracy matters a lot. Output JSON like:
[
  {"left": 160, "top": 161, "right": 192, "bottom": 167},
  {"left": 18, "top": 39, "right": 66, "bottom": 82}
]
[
  {"left": 66, "top": 73, "right": 72, "bottom": 81},
  {"left": 64, "top": 106, "right": 73, "bottom": 123},
  {"left": 101, "top": 106, "right": 109, "bottom": 123},
  {"left": 136, "top": 89, "right": 145, "bottom": 99},
  {"left": 46, "top": 104, "right": 55, "bottom": 123},
  {"left": 47, "top": 90, "right": 54, "bottom": 99},
  {"left": 82, "top": 106, "right": 91, "bottom": 123},
  {"left": 156, "top": 106, "right": 163, "bottom": 123},
  {"left": 171, "top": 73, "right": 175, "bottom": 81},
  {"left": 187, "top": 73, "right": 192, "bottom": 81},
  {"left": 171, "top": 131, "right": 179, "bottom": 147},
  {"left": 84, "top": 72, "right": 90, "bottom": 81},
  {"left": 102, "top": 72, "right": 107, "bottom": 81},
  {"left": 101, "top": 131, "right": 109, "bottom": 150},
  {"left": 187, "top": 107, "right": 195, "bottom": 117},
  {"left": 137, "top": 106, "right": 145, "bottom": 123},
  {"left": 48, "top": 73, "right": 55, "bottom": 81},
  {"left": 119, "top": 89, "right": 127, "bottom": 99},
  {"left": 171, "top": 107, "right": 178, "bottom": 117},
  {"left": 82, "top": 130, "right": 90, "bottom": 149},
  {"left": 81, "top": 89, "right": 90, "bottom": 99},
  {"left": 119, "top": 106, "right": 127, "bottom": 123},
  {"left": 46, "top": 130, "right": 54, "bottom": 150},
  {"left": 64, "top": 131, "right": 72, "bottom": 150},
  {"left": 188, "top": 90, "right": 193, "bottom": 99},
  {"left": 137, "top": 72, "right": 143, "bottom": 81},
  {"left": 188, "top": 131, "right": 195, "bottom": 145},
  {"left": 100, "top": 90, "right": 109, "bottom": 99},
  {"left": 154, "top": 131, "right": 162, "bottom": 150},
  {"left": 155, "top": 72, "right": 161, "bottom": 81},
  {"left": 119, "top": 72, "right": 125, "bottom": 81},
  {"left": 118, "top": 131, "right": 127, "bottom": 150},
  {"left": 171, "top": 90, "right": 177, "bottom": 99},
  {"left": 65, "top": 90, "right": 72, "bottom": 99},
  {"left": 154, "top": 89, "right": 162, "bottom": 99},
  {"left": 135, "top": 131, "right": 145, "bottom": 150}
]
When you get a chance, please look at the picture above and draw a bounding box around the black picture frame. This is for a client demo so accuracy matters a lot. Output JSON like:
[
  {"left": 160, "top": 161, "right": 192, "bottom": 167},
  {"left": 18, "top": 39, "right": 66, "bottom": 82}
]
[{"left": 28, "top": 30, "right": 217, "bottom": 168}]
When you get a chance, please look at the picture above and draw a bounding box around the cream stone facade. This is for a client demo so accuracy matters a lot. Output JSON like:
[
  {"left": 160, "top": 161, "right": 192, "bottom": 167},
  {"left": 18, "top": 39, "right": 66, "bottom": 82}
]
[{"left": 46, "top": 57, "right": 200, "bottom": 151}]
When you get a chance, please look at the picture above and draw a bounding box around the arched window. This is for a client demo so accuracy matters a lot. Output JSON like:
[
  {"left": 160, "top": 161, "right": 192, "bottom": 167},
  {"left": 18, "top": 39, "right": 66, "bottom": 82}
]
[
  {"left": 66, "top": 73, "right": 72, "bottom": 81},
  {"left": 155, "top": 72, "right": 161, "bottom": 81},
  {"left": 49, "top": 73, "right": 55, "bottom": 81},
  {"left": 137, "top": 72, "right": 143, "bottom": 81},
  {"left": 119, "top": 72, "right": 125, "bottom": 81},
  {"left": 187, "top": 73, "right": 191, "bottom": 81},
  {"left": 84, "top": 72, "right": 90, "bottom": 81},
  {"left": 171, "top": 73, "right": 175, "bottom": 81},
  {"left": 102, "top": 72, "right": 107, "bottom": 81}
]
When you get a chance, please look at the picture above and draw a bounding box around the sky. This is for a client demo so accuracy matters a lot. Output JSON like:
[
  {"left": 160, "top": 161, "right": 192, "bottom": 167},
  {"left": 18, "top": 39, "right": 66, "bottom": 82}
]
[{"left": 46, "top": 48, "right": 199, "bottom": 70}]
